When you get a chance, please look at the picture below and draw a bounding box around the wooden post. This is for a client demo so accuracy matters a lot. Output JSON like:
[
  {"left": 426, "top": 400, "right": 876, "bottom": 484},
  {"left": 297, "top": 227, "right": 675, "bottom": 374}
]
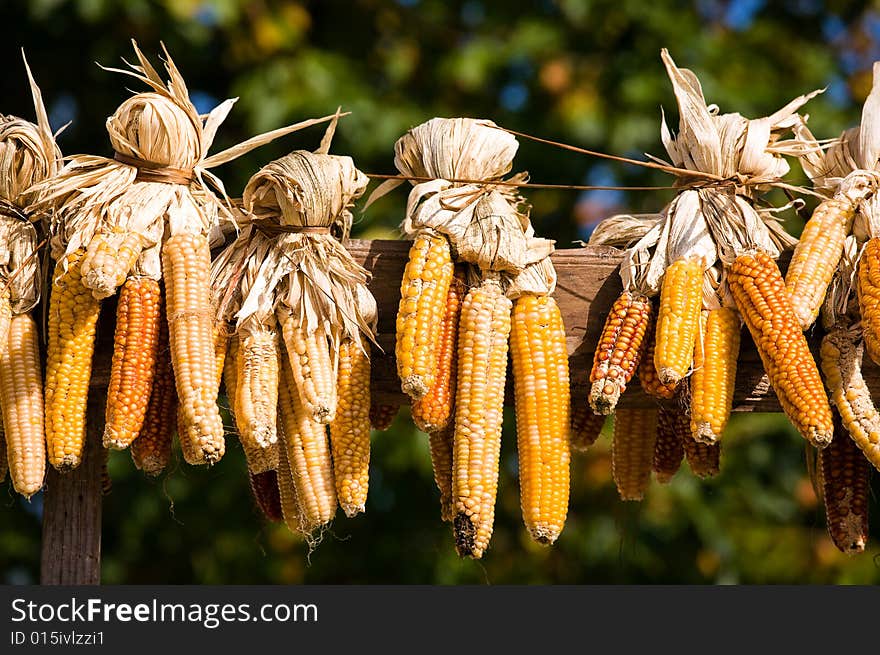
[{"left": 39, "top": 381, "right": 106, "bottom": 584}]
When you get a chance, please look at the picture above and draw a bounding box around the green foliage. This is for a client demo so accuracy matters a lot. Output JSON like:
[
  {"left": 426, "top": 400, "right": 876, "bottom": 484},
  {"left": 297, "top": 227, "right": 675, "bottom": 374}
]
[{"left": 0, "top": 0, "right": 878, "bottom": 584}]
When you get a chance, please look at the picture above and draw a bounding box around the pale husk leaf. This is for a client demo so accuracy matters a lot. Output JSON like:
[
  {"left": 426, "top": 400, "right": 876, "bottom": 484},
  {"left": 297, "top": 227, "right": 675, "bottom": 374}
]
[{"left": 587, "top": 213, "right": 662, "bottom": 248}]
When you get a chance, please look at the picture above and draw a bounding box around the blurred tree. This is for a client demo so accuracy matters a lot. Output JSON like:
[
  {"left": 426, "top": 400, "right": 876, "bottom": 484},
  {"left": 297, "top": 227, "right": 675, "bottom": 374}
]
[{"left": 0, "top": 0, "right": 878, "bottom": 584}]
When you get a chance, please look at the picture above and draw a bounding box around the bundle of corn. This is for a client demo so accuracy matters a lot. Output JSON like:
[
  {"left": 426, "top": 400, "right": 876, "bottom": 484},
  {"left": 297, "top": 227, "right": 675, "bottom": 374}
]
[
  {"left": 787, "top": 63, "right": 880, "bottom": 332},
  {"left": 381, "top": 117, "right": 566, "bottom": 556},
  {"left": 30, "top": 42, "right": 338, "bottom": 472},
  {"left": 591, "top": 49, "right": 829, "bottom": 450},
  {"left": 211, "top": 127, "right": 376, "bottom": 538},
  {"left": 0, "top": 59, "right": 59, "bottom": 497}
]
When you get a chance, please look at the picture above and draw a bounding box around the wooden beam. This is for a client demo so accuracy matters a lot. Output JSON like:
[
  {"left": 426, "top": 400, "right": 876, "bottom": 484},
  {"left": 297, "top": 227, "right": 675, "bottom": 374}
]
[{"left": 346, "top": 239, "right": 829, "bottom": 411}]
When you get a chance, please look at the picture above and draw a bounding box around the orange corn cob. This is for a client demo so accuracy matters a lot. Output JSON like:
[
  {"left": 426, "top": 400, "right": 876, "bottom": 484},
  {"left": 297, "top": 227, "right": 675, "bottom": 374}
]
[
  {"left": 412, "top": 270, "right": 465, "bottom": 433},
  {"left": 570, "top": 403, "right": 605, "bottom": 453},
  {"left": 857, "top": 237, "right": 880, "bottom": 365},
  {"left": 45, "top": 249, "right": 101, "bottom": 471},
  {"left": 369, "top": 402, "right": 399, "bottom": 431},
  {"left": 329, "top": 339, "right": 372, "bottom": 518},
  {"left": 819, "top": 325, "right": 880, "bottom": 472},
  {"left": 452, "top": 278, "right": 511, "bottom": 559},
  {"left": 131, "top": 316, "right": 176, "bottom": 477},
  {"left": 690, "top": 307, "right": 740, "bottom": 444},
  {"left": 162, "top": 233, "right": 225, "bottom": 465},
  {"left": 638, "top": 317, "right": 676, "bottom": 400},
  {"left": 0, "top": 313, "right": 45, "bottom": 496},
  {"left": 786, "top": 197, "right": 854, "bottom": 330},
  {"left": 103, "top": 277, "right": 162, "bottom": 450},
  {"left": 249, "top": 469, "right": 283, "bottom": 523},
  {"left": 654, "top": 257, "right": 702, "bottom": 385},
  {"left": 611, "top": 408, "right": 658, "bottom": 501},
  {"left": 819, "top": 414, "right": 870, "bottom": 554},
  {"left": 510, "top": 294, "right": 570, "bottom": 545},
  {"left": 728, "top": 250, "right": 833, "bottom": 447},
  {"left": 654, "top": 404, "right": 685, "bottom": 484},
  {"left": 589, "top": 290, "right": 652, "bottom": 415},
  {"left": 428, "top": 425, "right": 454, "bottom": 522},
  {"left": 396, "top": 232, "right": 454, "bottom": 399}
]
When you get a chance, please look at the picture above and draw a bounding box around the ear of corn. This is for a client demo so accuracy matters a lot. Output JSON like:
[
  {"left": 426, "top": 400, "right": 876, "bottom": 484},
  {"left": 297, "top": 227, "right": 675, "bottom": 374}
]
[
  {"left": 654, "top": 404, "right": 685, "bottom": 484},
  {"left": 589, "top": 290, "right": 652, "bottom": 415},
  {"left": 369, "top": 402, "right": 399, "bottom": 431},
  {"left": 0, "top": 413, "right": 7, "bottom": 483},
  {"left": 682, "top": 433, "right": 721, "bottom": 478},
  {"left": 785, "top": 198, "right": 853, "bottom": 330},
  {"left": 222, "top": 334, "right": 239, "bottom": 408},
  {"left": 820, "top": 414, "right": 870, "bottom": 554},
  {"left": 396, "top": 232, "right": 454, "bottom": 399},
  {"left": 728, "top": 250, "right": 833, "bottom": 447},
  {"left": 570, "top": 403, "right": 605, "bottom": 453},
  {"left": 278, "top": 314, "right": 337, "bottom": 424},
  {"left": 234, "top": 322, "right": 280, "bottom": 450},
  {"left": 45, "top": 250, "right": 101, "bottom": 471},
  {"left": 857, "top": 237, "right": 880, "bottom": 365},
  {"left": 329, "top": 338, "right": 371, "bottom": 518},
  {"left": 0, "top": 312, "right": 45, "bottom": 496},
  {"left": 511, "top": 294, "right": 570, "bottom": 545},
  {"left": 103, "top": 276, "right": 162, "bottom": 450},
  {"left": 131, "top": 315, "right": 175, "bottom": 477},
  {"left": 412, "top": 270, "right": 465, "bottom": 433},
  {"left": 690, "top": 307, "right": 740, "bottom": 444},
  {"left": 162, "top": 233, "right": 225, "bottom": 465},
  {"left": 275, "top": 432, "right": 302, "bottom": 534},
  {"left": 654, "top": 257, "right": 702, "bottom": 385},
  {"left": 80, "top": 231, "right": 144, "bottom": 300},
  {"left": 249, "top": 469, "right": 283, "bottom": 523},
  {"left": 612, "top": 408, "right": 659, "bottom": 501},
  {"left": 819, "top": 326, "right": 880, "bottom": 471},
  {"left": 278, "top": 357, "right": 337, "bottom": 533},
  {"left": 638, "top": 317, "right": 676, "bottom": 400},
  {"left": 452, "top": 278, "right": 511, "bottom": 559},
  {"left": 428, "top": 425, "right": 454, "bottom": 522}
]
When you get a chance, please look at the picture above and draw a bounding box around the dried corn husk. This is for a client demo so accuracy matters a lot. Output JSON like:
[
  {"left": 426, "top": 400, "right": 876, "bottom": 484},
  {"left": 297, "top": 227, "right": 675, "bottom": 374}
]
[
  {"left": 29, "top": 41, "right": 342, "bottom": 292},
  {"left": 0, "top": 56, "right": 60, "bottom": 314}
]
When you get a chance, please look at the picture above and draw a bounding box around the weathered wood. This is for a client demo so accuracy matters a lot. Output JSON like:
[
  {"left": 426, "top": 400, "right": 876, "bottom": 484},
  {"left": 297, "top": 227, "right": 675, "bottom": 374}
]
[
  {"left": 40, "top": 395, "right": 104, "bottom": 585},
  {"left": 346, "top": 239, "right": 835, "bottom": 412}
]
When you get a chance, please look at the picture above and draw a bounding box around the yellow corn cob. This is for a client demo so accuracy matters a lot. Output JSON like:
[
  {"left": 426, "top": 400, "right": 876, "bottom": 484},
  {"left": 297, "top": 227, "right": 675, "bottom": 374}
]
[
  {"left": 249, "top": 469, "right": 283, "bottom": 523},
  {"left": 728, "top": 250, "right": 833, "bottom": 447},
  {"left": 690, "top": 307, "right": 740, "bottom": 444},
  {"left": 131, "top": 316, "right": 175, "bottom": 477},
  {"left": 570, "top": 403, "right": 605, "bottom": 453},
  {"left": 80, "top": 231, "right": 144, "bottom": 299},
  {"left": 103, "top": 277, "right": 162, "bottom": 450},
  {"left": 819, "top": 414, "right": 870, "bottom": 554},
  {"left": 682, "top": 434, "right": 721, "bottom": 479},
  {"left": 0, "top": 313, "right": 45, "bottom": 496},
  {"left": 654, "top": 257, "right": 702, "bottom": 385},
  {"left": 223, "top": 333, "right": 277, "bottom": 474},
  {"left": 511, "top": 294, "right": 570, "bottom": 545},
  {"left": 329, "top": 338, "right": 371, "bottom": 518},
  {"left": 162, "top": 233, "right": 225, "bottom": 465},
  {"left": 275, "top": 433, "right": 302, "bottom": 534},
  {"left": 819, "top": 325, "right": 880, "bottom": 471},
  {"left": 396, "top": 231, "right": 454, "bottom": 399},
  {"left": 369, "top": 402, "right": 399, "bottom": 431},
  {"left": 611, "top": 408, "right": 658, "bottom": 501},
  {"left": 278, "top": 357, "right": 337, "bottom": 533},
  {"left": 786, "top": 198, "right": 854, "bottom": 330},
  {"left": 428, "top": 425, "right": 454, "bottom": 522},
  {"left": 412, "top": 270, "right": 465, "bottom": 433},
  {"left": 45, "top": 249, "right": 101, "bottom": 471},
  {"left": 234, "top": 322, "right": 280, "bottom": 450},
  {"left": 857, "top": 237, "right": 880, "bottom": 365},
  {"left": 653, "top": 405, "right": 685, "bottom": 484},
  {"left": 278, "top": 313, "right": 336, "bottom": 424},
  {"left": 638, "top": 318, "right": 676, "bottom": 400},
  {"left": 452, "top": 278, "right": 512, "bottom": 559},
  {"left": 589, "top": 290, "right": 652, "bottom": 415}
]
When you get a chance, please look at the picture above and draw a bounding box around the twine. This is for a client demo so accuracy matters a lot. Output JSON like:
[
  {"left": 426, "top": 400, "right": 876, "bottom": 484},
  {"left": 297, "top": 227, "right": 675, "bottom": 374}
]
[{"left": 113, "top": 151, "right": 194, "bottom": 185}]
